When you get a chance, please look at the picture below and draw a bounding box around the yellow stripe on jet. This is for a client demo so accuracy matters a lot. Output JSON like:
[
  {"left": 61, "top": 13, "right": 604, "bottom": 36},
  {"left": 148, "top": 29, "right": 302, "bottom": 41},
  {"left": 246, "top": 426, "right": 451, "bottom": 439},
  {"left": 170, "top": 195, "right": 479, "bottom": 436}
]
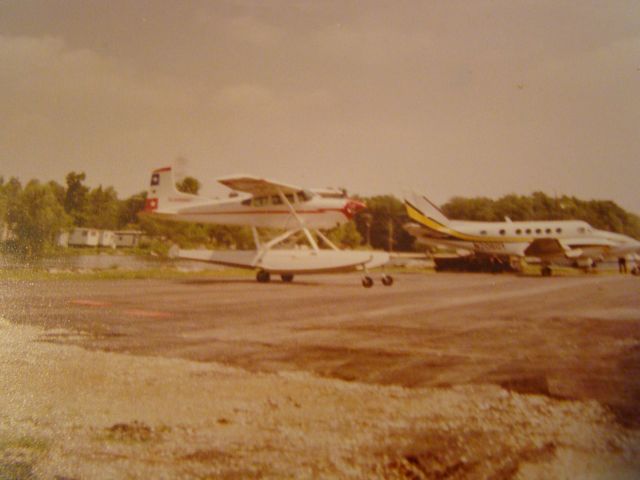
[{"left": 405, "top": 201, "right": 528, "bottom": 244}]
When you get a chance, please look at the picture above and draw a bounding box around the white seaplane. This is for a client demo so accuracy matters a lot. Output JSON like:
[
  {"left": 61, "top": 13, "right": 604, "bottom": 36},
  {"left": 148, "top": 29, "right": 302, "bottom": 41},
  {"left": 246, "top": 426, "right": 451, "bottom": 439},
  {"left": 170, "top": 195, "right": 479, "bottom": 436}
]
[
  {"left": 404, "top": 191, "right": 640, "bottom": 276},
  {"left": 144, "top": 167, "right": 392, "bottom": 287}
]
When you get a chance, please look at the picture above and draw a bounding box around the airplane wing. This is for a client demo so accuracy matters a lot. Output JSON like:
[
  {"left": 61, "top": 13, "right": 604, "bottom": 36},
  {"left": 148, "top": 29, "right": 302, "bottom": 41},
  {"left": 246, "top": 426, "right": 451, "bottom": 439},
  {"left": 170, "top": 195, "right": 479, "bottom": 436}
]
[
  {"left": 524, "top": 238, "right": 582, "bottom": 259},
  {"left": 217, "top": 175, "right": 301, "bottom": 196}
]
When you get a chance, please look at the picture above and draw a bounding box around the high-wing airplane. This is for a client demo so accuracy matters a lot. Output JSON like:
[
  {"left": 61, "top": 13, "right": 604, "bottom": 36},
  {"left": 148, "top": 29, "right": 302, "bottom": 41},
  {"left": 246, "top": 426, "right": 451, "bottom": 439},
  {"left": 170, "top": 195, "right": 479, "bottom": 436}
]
[
  {"left": 143, "top": 167, "right": 392, "bottom": 287},
  {"left": 404, "top": 192, "right": 640, "bottom": 276}
]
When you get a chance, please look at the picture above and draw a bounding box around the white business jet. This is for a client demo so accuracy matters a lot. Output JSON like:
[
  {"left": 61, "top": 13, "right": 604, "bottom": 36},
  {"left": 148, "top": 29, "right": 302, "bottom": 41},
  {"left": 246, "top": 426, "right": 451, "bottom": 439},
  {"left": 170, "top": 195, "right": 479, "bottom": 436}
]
[
  {"left": 404, "top": 192, "right": 640, "bottom": 276},
  {"left": 144, "top": 167, "right": 391, "bottom": 287}
]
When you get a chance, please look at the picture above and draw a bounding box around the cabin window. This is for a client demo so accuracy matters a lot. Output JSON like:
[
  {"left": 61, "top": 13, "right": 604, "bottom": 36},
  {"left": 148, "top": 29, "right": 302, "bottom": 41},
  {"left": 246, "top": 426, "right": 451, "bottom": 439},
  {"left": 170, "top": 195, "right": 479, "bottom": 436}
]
[
  {"left": 285, "top": 193, "right": 295, "bottom": 204},
  {"left": 535, "top": 228, "right": 542, "bottom": 234},
  {"left": 253, "top": 196, "right": 269, "bottom": 207},
  {"left": 298, "top": 190, "right": 313, "bottom": 202},
  {"left": 545, "top": 228, "right": 552, "bottom": 234},
  {"left": 82, "top": 231, "right": 88, "bottom": 237},
  {"left": 241, "top": 198, "right": 251, "bottom": 206},
  {"left": 516, "top": 229, "right": 522, "bottom": 235},
  {"left": 578, "top": 227, "right": 586, "bottom": 234},
  {"left": 525, "top": 229, "right": 531, "bottom": 234},
  {"left": 271, "top": 195, "right": 283, "bottom": 205},
  {"left": 480, "top": 230, "right": 487, "bottom": 235},
  {"left": 499, "top": 229, "right": 506, "bottom": 235},
  {"left": 556, "top": 228, "right": 562, "bottom": 233}
]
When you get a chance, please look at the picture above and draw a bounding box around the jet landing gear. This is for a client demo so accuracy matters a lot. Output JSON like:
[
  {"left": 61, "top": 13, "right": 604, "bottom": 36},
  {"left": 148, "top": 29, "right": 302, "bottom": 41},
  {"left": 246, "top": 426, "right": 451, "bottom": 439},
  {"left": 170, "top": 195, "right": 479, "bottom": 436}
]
[{"left": 361, "top": 274, "right": 394, "bottom": 288}]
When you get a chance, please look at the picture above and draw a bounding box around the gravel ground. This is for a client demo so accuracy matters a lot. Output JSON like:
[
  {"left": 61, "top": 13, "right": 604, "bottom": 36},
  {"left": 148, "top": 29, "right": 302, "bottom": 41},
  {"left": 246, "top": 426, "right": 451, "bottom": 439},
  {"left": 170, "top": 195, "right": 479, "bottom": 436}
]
[
  {"left": 1, "top": 273, "right": 639, "bottom": 479},
  {"left": 1, "top": 316, "right": 639, "bottom": 479}
]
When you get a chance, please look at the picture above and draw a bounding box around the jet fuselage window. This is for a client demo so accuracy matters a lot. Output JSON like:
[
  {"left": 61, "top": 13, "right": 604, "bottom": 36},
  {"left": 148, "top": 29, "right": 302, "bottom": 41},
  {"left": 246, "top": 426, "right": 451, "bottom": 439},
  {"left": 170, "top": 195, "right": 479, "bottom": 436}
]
[
  {"left": 499, "top": 229, "right": 506, "bottom": 235},
  {"left": 535, "top": 228, "right": 542, "bottom": 234},
  {"left": 516, "top": 229, "right": 522, "bottom": 235},
  {"left": 525, "top": 229, "right": 532, "bottom": 234},
  {"left": 480, "top": 230, "right": 487, "bottom": 235},
  {"left": 545, "top": 228, "right": 552, "bottom": 234},
  {"left": 241, "top": 198, "right": 251, "bottom": 206},
  {"left": 556, "top": 228, "right": 562, "bottom": 234}
]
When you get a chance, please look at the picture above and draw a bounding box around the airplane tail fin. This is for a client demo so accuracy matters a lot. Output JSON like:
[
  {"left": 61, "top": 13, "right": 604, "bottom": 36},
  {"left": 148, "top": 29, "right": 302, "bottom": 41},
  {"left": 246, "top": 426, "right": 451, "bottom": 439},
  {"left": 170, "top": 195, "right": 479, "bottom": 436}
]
[
  {"left": 144, "top": 166, "right": 200, "bottom": 213},
  {"left": 404, "top": 191, "right": 450, "bottom": 227}
]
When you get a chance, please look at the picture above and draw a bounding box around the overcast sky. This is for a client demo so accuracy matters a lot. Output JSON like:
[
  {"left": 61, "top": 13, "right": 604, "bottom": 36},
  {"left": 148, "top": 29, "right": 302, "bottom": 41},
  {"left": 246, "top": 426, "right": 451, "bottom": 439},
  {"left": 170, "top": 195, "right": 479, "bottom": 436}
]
[{"left": 1, "top": 1, "right": 639, "bottom": 212}]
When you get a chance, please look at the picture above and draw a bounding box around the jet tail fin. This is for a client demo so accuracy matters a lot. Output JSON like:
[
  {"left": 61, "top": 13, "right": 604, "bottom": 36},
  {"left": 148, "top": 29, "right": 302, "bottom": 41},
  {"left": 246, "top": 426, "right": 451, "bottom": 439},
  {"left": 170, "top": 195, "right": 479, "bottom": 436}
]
[
  {"left": 144, "top": 167, "right": 200, "bottom": 213},
  {"left": 404, "top": 191, "right": 450, "bottom": 227}
]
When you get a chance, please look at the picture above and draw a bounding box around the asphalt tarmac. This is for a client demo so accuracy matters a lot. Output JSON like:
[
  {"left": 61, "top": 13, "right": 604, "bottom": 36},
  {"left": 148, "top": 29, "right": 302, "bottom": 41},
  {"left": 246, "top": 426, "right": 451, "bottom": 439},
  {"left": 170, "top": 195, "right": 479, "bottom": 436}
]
[{"left": 2, "top": 272, "right": 639, "bottom": 427}]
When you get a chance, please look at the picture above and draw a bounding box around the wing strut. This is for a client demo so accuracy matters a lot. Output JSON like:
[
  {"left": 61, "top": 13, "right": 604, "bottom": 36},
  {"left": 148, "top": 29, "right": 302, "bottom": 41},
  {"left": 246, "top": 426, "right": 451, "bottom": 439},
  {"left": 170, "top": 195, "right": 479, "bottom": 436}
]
[{"left": 276, "top": 188, "right": 319, "bottom": 252}]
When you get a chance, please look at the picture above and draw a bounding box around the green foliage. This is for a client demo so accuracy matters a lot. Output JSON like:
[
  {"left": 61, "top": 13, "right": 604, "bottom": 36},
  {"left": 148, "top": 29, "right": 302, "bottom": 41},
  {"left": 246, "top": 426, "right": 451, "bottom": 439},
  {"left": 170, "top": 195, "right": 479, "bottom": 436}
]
[
  {"left": 86, "top": 185, "right": 120, "bottom": 230},
  {"left": 354, "top": 195, "right": 415, "bottom": 251},
  {"left": 64, "top": 171, "right": 89, "bottom": 226},
  {"left": 119, "top": 191, "right": 147, "bottom": 227},
  {"left": 176, "top": 176, "right": 201, "bottom": 194},
  {"left": 325, "top": 221, "right": 362, "bottom": 248},
  {"left": 3, "top": 168, "right": 639, "bottom": 258},
  {"left": 5, "top": 180, "right": 72, "bottom": 257}
]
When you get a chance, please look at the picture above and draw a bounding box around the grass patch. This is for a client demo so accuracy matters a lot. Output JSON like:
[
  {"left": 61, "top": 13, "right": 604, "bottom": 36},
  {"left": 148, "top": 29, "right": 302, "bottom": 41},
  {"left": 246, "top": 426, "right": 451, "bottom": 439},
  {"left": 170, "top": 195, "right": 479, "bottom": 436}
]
[
  {"left": 0, "top": 267, "right": 253, "bottom": 282},
  {"left": 0, "top": 435, "right": 49, "bottom": 453},
  {"left": 0, "top": 434, "right": 49, "bottom": 480},
  {"left": 518, "top": 263, "right": 619, "bottom": 277},
  {"left": 0, "top": 461, "right": 35, "bottom": 480},
  {"left": 378, "top": 265, "right": 435, "bottom": 274}
]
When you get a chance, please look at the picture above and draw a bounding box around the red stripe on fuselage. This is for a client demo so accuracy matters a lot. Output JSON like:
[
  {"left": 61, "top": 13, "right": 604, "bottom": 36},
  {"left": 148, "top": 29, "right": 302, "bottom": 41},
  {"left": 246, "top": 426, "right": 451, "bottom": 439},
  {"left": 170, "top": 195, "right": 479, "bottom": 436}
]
[{"left": 182, "top": 208, "right": 346, "bottom": 216}]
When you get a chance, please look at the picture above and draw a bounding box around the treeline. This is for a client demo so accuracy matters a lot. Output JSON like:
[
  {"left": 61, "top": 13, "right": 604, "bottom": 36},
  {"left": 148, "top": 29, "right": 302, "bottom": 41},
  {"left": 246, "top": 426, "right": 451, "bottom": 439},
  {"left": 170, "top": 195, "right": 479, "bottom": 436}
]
[{"left": 1, "top": 171, "right": 638, "bottom": 258}]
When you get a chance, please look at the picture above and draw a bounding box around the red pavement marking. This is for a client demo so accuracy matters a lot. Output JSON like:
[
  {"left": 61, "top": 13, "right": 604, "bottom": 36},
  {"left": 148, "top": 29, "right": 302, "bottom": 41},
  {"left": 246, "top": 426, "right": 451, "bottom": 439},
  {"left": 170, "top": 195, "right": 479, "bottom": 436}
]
[
  {"left": 70, "top": 299, "right": 111, "bottom": 307},
  {"left": 123, "top": 309, "right": 172, "bottom": 318}
]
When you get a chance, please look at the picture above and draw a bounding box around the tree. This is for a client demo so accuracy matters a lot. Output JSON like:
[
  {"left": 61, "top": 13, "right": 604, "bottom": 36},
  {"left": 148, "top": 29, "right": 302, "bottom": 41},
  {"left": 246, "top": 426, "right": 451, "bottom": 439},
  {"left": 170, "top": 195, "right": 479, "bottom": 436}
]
[
  {"left": 47, "top": 180, "right": 66, "bottom": 207},
  {"left": 6, "top": 180, "right": 72, "bottom": 257},
  {"left": 86, "top": 185, "right": 120, "bottom": 230},
  {"left": 354, "top": 195, "right": 415, "bottom": 251},
  {"left": 325, "top": 222, "right": 362, "bottom": 248},
  {"left": 176, "top": 176, "right": 201, "bottom": 194},
  {"left": 119, "top": 191, "right": 147, "bottom": 228},
  {"left": 64, "top": 172, "right": 89, "bottom": 226}
]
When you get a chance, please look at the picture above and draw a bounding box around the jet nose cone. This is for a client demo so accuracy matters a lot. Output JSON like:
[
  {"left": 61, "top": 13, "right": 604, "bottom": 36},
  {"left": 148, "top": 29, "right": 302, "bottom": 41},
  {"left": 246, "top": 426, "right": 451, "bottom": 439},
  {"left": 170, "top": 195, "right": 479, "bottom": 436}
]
[{"left": 342, "top": 199, "right": 367, "bottom": 219}]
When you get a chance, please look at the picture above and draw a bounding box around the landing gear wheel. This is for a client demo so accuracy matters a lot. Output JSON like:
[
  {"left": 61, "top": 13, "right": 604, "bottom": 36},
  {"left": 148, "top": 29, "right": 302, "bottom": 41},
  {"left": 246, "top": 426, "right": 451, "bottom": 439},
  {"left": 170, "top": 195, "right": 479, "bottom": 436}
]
[
  {"left": 381, "top": 274, "right": 394, "bottom": 286},
  {"left": 541, "top": 266, "right": 552, "bottom": 277},
  {"left": 362, "top": 276, "right": 374, "bottom": 288},
  {"left": 281, "top": 273, "right": 294, "bottom": 283},
  {"left": 256, "top": 270, "right": 271, "bottom": 283}
]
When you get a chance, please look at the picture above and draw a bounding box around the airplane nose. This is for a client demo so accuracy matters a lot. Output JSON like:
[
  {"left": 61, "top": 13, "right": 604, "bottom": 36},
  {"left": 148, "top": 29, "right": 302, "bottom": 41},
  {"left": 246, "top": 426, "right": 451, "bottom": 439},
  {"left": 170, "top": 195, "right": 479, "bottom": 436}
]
[{"left": 342, "top": 199, "right": 367, "bottom": 219}]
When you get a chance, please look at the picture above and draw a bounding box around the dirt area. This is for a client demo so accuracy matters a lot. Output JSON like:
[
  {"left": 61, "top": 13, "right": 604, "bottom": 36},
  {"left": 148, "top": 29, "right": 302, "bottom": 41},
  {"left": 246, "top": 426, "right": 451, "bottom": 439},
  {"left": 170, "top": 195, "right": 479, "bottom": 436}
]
[{"left": 1, "top": 272, "right": 639, "bottom": 478}]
